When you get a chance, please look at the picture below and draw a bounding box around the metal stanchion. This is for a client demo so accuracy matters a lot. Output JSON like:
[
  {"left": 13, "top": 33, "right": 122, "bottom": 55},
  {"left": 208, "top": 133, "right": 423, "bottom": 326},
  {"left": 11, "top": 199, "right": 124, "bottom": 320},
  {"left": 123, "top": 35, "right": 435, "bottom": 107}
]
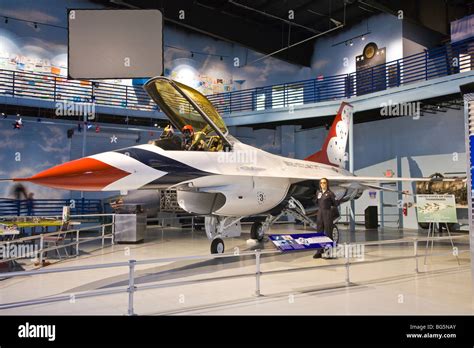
[
  {"left": 111, "top": 215, "right": 116, "bottom": 245},
  {"left": 345, "top": 243, "right": 350, "bottom": 285},
  {"left": 414, "top": 240, "right": 419, "bottom": 273},
  {"left": 127, "top": 259, "right": 136, "bottom": 316},
  {"left": 76, "top": 230, "right": 80, "bottom": 256},
  {"left": 39, "top": 234, "right": 44, "bottom": 266},
  {"left": 424, "top": 222, "right": 433, "bottom": 265},
  {"left": 430, "top": 223, "right": 436, "bottom": 258},
  {"left": 255, "top": 249, "right": 262, "bottom": 297},
  {"left": 101, "top": 225, "right": 105, "bottom": 248}
]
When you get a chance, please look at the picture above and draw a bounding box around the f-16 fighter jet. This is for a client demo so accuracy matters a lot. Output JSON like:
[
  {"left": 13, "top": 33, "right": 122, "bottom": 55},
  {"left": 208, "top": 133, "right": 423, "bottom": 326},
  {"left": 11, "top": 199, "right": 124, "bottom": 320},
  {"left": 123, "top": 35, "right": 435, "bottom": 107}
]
[{"left": 10, "top": 77, "right": 439, "bottom": 253}]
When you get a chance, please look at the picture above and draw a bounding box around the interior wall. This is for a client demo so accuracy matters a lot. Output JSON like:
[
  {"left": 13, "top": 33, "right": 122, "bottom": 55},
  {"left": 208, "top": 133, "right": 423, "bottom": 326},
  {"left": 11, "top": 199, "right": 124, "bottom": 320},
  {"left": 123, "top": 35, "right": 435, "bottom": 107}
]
[
  {"left": 163, "top": 27, "right": 312, "bottom": 91},
  {"left": 310, "top": 13, "right": 403, "bottom": 77},
  {"left": 0, "top": 0, "right": 101, "bottom": 75},
  {"left": 402, "top": 20, "right": 444, "bottom": 57}
]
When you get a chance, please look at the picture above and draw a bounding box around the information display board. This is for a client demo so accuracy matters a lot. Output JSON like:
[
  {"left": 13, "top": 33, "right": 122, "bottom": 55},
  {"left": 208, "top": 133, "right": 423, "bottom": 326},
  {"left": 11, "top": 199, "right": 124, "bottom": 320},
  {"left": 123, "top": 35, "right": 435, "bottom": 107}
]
[{"left": 415, "top": 194, "right": 457, "bottom": 223}]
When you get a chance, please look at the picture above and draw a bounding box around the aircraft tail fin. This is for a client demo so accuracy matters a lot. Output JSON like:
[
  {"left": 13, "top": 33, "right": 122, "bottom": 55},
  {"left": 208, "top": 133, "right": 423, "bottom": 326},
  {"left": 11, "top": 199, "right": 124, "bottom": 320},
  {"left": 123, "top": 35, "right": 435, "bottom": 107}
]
[{"left": 305, "top": 102, "right": 352, "bottom": 168}]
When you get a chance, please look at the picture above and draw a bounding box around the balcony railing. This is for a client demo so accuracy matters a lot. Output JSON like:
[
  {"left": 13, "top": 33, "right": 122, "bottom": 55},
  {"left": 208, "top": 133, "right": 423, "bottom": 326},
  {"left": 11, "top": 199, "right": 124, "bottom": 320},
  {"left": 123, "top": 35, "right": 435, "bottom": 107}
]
[
  {"left": 208, "top": 36, "right": 474, "bottom": 115},
  {"left": 0, "top": 70, "right": 157, "bottom": 112},
  {"left": 0, "top": 198, "right": 102, "bottom": 216},
  {"left": 0, "top": 37, "right": 472, "bottom": 116}
]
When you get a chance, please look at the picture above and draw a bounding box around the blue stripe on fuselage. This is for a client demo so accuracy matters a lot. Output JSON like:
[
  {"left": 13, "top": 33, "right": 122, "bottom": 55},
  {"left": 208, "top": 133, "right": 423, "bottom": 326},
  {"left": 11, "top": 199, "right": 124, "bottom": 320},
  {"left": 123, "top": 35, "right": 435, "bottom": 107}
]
[{"left": 115, "top": 147, "right": 212, "bottom": 186}]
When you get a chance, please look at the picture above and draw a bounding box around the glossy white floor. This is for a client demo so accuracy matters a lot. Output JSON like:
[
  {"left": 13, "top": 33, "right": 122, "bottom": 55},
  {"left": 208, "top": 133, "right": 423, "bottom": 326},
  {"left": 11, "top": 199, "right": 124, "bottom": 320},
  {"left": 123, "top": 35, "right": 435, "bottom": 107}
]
[{"left": 0, "top": 224, "right": 472, "bottom": 315}]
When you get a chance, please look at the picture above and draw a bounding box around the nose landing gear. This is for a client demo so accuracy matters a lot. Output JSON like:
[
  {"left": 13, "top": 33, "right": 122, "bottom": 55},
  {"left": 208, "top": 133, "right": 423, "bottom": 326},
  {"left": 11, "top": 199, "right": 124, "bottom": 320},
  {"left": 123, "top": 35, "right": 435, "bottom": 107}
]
[
  {"left": 210, "top": 237, "right": 225, "bottom": 254},
  {"left": 205, "top": 216, "right": 243, "bottom": 254}
]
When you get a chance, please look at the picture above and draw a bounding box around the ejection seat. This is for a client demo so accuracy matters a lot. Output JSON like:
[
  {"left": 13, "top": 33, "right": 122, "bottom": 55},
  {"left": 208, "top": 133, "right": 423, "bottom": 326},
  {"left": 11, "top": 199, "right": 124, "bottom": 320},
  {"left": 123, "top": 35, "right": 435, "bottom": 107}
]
[{"left": 148, "top": 134, "right": 183, "bottom": 150}]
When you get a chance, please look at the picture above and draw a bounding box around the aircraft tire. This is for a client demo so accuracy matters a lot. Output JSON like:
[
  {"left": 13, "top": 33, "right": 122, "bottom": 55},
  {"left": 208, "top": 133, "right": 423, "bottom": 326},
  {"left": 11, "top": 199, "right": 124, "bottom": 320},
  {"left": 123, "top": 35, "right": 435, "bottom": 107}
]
[
  {"left": 331, "top": 225, "right": 340, "bottom": 244},
  {"left": 250, "top": 222, "right": 265, "bottom": 241},
  {"left": 211, "top": 238, "right": 225, "bottom": 254}
]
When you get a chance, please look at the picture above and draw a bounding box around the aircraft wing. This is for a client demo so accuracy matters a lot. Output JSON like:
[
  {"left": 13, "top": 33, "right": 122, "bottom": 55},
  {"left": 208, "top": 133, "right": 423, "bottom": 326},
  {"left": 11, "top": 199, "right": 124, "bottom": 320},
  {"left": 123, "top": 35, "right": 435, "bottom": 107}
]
[
  {"left": 309, "top": 175, "right": 455, "bottom": 183},
  {"left": 357, "top": 183, "right": 412, "bottom": 195},
  {"left": 170, "top": 174, "right": 451, "bottom": 189},
  {"left": 304, "top": 174, "right": 454, "bottom": 195}
]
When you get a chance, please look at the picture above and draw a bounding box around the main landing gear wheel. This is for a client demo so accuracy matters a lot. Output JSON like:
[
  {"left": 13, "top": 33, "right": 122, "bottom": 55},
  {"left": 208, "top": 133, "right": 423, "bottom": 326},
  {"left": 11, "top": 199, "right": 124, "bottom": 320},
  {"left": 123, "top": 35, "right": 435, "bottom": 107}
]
[
  {"left": 331, "top": 225, "right": 340, "bottom": 244},
  {"left": 250, "top": 222, "right": 265, "bottom": 241},
  {"left": 210, "top": 238, "right": 225, "bottom": 254}
]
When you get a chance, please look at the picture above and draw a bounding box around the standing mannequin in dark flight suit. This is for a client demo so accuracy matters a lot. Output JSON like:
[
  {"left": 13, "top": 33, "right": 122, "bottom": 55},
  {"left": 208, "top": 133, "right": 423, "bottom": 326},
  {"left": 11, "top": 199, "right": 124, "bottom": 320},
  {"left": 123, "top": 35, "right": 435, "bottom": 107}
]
[{"left": 313, "top": 178, "right": 339, "bottom": 258}]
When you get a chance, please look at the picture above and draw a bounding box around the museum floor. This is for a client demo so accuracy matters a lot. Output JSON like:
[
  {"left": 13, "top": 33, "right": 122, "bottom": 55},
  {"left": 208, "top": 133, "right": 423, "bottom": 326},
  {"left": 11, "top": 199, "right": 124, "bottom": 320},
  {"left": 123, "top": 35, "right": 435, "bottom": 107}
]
[{"left": 0, "top": 224, "right": 472, "bottom": 315}]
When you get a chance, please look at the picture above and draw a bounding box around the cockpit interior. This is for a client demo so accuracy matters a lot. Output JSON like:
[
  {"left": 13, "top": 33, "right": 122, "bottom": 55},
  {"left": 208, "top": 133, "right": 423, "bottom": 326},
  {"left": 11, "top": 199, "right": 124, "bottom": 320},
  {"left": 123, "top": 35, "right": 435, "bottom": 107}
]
[{"left": 144, "top": 77, "right": 231, "bottom": 152}]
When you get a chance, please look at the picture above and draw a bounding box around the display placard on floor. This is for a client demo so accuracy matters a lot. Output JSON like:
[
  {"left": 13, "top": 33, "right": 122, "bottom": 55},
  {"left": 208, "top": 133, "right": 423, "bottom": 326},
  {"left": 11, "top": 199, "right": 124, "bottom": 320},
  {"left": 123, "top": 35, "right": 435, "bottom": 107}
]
[{"left": 269, "top": 232, "right": 335, "bottom": 251}]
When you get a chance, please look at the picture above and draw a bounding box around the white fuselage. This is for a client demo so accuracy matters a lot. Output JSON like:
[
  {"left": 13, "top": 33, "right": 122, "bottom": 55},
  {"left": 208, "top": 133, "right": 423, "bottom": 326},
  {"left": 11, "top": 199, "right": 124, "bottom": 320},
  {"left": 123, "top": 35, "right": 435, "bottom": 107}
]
[{"left": 88, "top": 141, "right": 358, "bottom": 217}]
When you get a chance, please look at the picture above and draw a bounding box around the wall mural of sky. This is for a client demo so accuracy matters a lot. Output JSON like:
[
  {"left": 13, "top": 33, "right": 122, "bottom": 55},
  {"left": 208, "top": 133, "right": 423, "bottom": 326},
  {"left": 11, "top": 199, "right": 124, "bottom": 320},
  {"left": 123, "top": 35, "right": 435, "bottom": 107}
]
[{"left": 0, "top": 120, "right": 71, "bottom": 199}]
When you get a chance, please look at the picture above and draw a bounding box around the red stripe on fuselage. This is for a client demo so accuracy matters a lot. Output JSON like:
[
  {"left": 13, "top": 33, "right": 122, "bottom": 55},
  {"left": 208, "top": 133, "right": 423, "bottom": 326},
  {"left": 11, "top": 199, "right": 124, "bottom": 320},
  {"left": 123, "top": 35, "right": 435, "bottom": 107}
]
[{"left": 14, "top": 158, "right": 130, "bottom": 191}]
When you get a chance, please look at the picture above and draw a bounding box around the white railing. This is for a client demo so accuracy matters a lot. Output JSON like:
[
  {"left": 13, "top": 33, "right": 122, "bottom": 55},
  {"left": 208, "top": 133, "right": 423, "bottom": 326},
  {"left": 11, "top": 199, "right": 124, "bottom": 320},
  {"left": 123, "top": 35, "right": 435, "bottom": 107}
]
[{"left": 0, "top": 234, "right": 469, "bottom": 315}]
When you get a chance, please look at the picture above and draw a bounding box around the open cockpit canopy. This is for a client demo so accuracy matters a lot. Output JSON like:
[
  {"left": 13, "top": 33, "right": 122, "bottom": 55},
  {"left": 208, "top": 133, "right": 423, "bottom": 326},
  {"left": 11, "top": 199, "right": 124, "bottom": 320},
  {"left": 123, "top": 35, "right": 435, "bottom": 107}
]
[{"left": 144, "top": 77, "right": 229, "bottom": 139}]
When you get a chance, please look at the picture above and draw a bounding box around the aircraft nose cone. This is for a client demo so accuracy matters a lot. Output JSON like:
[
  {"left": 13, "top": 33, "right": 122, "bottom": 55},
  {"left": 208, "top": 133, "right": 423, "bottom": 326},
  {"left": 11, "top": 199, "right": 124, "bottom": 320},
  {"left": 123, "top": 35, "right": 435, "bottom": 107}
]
[{"left": 14, "top": 157, "right": 130, "bottom": 191}]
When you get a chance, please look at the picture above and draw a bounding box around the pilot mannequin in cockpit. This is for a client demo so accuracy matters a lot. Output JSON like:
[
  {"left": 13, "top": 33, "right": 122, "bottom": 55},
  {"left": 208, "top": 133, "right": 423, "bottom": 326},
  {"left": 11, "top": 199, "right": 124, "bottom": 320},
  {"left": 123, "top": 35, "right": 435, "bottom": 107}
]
[
  {"left": 181, "top": 125, "right": 208, "bottom": 151},
  {"left": 182, "top": 125, "right": 194, "bottom": 150}
]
